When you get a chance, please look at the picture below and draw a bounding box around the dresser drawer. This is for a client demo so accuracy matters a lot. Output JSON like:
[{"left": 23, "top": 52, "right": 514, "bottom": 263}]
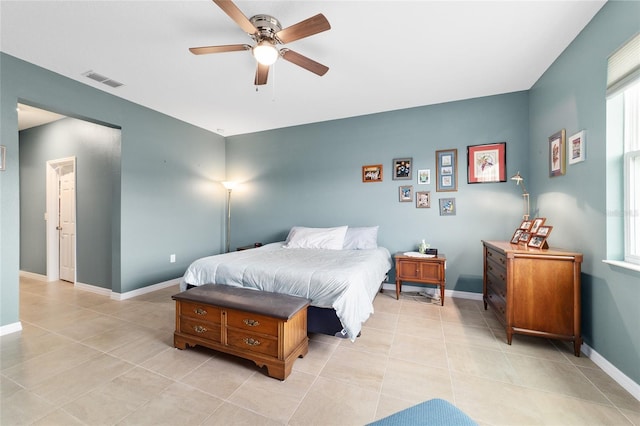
[
  {"left": 227, "top": 329, "right": 279, "bottom": 357},
  {"left": 180, "top": 317, "right": 221, "bottom": 341},
  {"left": 226, "top": 309, "right": 279, "bottom": 337},
  {"left": 486, "top": 273, "right": 506, "bottom": 299},
  {"left": 179, "top": 301, "right": 221, "bottom": 324},
  {"left": 486, "top": 289, "right": 506, "bottom": 319},
  {"left": 485, "top": 247, "right": 506, "bottom": 270}
]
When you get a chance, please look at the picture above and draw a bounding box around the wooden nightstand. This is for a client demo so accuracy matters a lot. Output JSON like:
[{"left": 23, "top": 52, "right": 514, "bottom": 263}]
[{"left": 394, "top": 253, "right": 446, "bottom": 305}]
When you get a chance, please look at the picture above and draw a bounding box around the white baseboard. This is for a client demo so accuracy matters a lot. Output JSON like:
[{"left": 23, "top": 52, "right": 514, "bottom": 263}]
[
  {"left": 0, "top": 321, "right": 22, "bottom": 336},
  {"left": 380, "top": 282, "right": 482, "bottom": 301},
  {"left": 111, "top": 278, "right": 180, "bottom": 300},
  {"left": 19, "top": 270, "right": 48, "bottom": 281},
  {"left": 582, "top": 343, "right": 640, "bottom": 401},
  {"left": 75, "top": 281, "right": 112, "bottom": 297}
]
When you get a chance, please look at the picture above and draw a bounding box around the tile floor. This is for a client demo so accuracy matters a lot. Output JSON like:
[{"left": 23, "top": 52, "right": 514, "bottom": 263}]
[{"left": 1, "top": 276, "right": 639, "bottom": 425}]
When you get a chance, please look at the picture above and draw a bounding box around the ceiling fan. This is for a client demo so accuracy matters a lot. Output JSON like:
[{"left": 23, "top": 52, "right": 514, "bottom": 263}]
[{"left": 189, "top": 0, "right": 331, "bottom": 86}]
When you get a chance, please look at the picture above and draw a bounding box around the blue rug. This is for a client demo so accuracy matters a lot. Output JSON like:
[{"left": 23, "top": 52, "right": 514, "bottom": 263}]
[{"left": 367, "top": 398, "right": 477, "bottom": 426}]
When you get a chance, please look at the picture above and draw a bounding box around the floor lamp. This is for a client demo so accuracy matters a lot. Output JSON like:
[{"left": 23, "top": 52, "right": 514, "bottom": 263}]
[
  {"left": 222, "top": 181, "right": 237, "bottom": 252},
  {"left": 510, "top": 172, "right": 530, "bottom": 221}
]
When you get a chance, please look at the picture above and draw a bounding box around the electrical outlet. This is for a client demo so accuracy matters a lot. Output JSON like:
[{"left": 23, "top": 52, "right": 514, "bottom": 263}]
[{"left": 170, "top": 254, "right": 176, "bottom": 263}]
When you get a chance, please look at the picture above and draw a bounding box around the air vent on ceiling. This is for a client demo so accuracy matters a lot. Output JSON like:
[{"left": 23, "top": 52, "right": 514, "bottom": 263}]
[{"left": 82, "top": 70, "right": 124, "bottom": 88}]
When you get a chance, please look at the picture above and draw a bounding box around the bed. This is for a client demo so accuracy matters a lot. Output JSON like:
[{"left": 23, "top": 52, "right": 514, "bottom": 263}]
[{"left": 180, "top": 226, "right": 393, "bottom": 341}]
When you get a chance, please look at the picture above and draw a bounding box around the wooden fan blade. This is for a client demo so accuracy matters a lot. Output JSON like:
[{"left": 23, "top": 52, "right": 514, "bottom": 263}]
[
  {"left": 276, "top": 13, "right": 330, "bottom": 44},
  {"left": 189, "top": 44, "right": 251, "bottom": 55},
  {"left": 254, "top": 63, "right": 269, "bottom": 85},
  {"left": 212, "top": 0, "right": 257, "bottom": 34},
  {"left": 281, "top": 49, "right": 329, "bottom": 76}
]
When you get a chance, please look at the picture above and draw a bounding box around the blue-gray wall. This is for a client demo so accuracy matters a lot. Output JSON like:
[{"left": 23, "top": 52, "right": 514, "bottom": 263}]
[
  {"left": 226, "top": 92, "right": 530, "bottom": 293},
  {"left": 1, "top": 0, "right": 637, "bottom": 390},
  {"left": 20, "top": 117, "right": 121, "bottom": 289},
  {"left": 528, "top": 1, "right": 639, "bottom": 385},
  {"left": 1, "top": 52, "right": 226, "bottom": 328}
]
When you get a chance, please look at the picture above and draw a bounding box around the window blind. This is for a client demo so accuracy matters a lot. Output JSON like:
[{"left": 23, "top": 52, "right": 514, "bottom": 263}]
[{"left": 607, "top": 32, "right": 640, "bottom": 97}]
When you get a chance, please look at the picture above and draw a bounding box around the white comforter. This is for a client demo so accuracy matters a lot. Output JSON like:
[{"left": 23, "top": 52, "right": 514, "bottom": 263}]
[{"left": 180, "top": 242, "right": 393, "bottom": 341}]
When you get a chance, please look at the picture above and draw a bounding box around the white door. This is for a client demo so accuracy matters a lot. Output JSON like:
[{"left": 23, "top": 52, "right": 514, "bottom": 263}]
[{"left": 59, "top": 167, "right": 76, "bottom": 282}]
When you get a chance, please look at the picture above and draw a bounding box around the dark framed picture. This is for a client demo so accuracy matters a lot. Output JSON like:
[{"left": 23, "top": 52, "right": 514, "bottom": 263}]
[
  {"left": 518, "top": 231, "right": 532, "bottom": 243},
  {"left": 536, "top": 225, "right": 553, "bottom": 237},
  {"left": 436, "top": 149, "right": 458, "bottom": 192},
  {"left": 519, "top": 220, "right": 532, "bottom": 230},
  {"left": 362, "top": 164, "right": 383, "bottom": 182},
  {"left": 528, "top": 235, "right": 547, "bottom": 248},
  {"left": 549, "top": 129, "right": 566, "bottom": 177},
  {"left": 393, "top": 158, "right": 412, "bottom": 180},
  {"left": 467, "top": 142, "right": 507, "bottom": 183},
  {"left": 511, "top": 229, "right": 524, "bottom": 244},
  {"left": 416, "top": 191, "right": 430, "bottom": 208},
  {"left": 439, "top": 197, "right": 456, "bottom": 216},
  {"left": 399, "top": 185, "right": 413, "bottom": 202},
  {"left": 530, "top": 217, "right": 546, "bottom": 234}
]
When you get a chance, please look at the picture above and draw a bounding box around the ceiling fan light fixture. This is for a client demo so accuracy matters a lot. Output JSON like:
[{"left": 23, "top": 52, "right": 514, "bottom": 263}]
[{"left": 253, "top": 41, "right": 278, "bottom": 65}]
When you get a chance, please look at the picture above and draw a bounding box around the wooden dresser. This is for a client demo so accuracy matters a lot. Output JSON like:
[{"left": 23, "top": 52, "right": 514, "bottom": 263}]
[
  {"left": 173, "top": 284, "right": 310, "bottom": 380},
  {"left": 482, "top": 241, "right": 583, "bottom": 356},
  {"left": 395, "top": 253, "right": 446, "bottom": 305}
]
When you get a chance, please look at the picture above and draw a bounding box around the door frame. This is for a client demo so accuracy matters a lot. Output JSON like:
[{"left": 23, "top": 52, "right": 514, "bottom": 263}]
[{"left": 45, "top": 156, "right": 76, "bottom": 282}]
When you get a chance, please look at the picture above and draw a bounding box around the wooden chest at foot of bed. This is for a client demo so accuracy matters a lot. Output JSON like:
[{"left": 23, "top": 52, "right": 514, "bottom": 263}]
[{"left": 172, "top": 284, "right": 310, "bottom": 380}]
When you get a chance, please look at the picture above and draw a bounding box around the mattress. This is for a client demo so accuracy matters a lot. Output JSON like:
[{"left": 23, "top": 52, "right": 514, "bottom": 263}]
[{"left": 180, "top": 242, "right": 393, "bottom": 340}]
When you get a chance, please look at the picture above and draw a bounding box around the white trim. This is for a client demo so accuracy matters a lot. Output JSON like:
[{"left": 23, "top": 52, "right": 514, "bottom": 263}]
[
  {"left": 111, "top": 278, "right": 181, "bottom": 300},
  {"left": 581, "top": 343, "right": 640, "bottom": 401},
  {"left": 74, "top": 281, "right": 112, "bottom": 297},
  {"left": 19, "top": 270, "right": 48, "bottom": 281},
  {"left": 380, "top": 282, "right": 482, "bottom": 301},
  {"left": 0, "top": 322, "right": 22, "bottom": 336},
  {"left": 603, "top": 259, "right": 640, "bottom": 273}
]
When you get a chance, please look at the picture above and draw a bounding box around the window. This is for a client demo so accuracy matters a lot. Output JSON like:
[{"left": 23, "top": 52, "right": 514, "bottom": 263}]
[{"left": 607, "top": 33, "right": 640, "bottom": 268}]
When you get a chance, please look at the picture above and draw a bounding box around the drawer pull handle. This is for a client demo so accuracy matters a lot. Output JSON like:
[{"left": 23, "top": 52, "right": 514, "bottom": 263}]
[
  {"left": 194, "top": 308, "right": 207, "bottom": 316},
  {"left": 243, "top": 319, "right": 260, "bottom": 327},
  {"left": 243, "top": 337, "right": 261, "bottom": 346},
  {"left": 193, "top": 325, "right": 208, "bottom": 334}
]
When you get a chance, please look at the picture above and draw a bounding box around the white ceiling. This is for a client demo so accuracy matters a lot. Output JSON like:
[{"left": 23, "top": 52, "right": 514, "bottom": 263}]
[{"left": 2, "top": 1, "right": 606, "bottom": 136}]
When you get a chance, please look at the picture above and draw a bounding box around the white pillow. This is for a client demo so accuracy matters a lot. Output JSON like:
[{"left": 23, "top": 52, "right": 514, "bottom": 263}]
[
  {"left": 343, "top": 226, "right": 379, "bottom": 250},
  {"left": 283, "top": 226, "right": 348, "bottom": 250}
]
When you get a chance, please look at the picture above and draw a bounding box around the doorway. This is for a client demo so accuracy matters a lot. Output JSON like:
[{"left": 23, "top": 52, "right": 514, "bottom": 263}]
[{"left": 46, "top": 157, "right": 76, "bottom": 282}]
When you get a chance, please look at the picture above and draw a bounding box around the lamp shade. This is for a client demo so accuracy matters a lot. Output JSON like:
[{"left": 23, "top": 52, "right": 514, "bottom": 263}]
[
  {"left": 222, "top": 181, "right": 238, "bottom": 190},
  {"left": 253, "top": 41, "right": 279, "bottom": 65}
]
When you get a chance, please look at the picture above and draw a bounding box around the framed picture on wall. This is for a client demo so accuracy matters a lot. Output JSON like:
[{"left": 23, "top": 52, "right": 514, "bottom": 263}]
[
  {"left": 0, "top": 146, "right": 5, "bottom": 171},
  {"left": 435, "top": 149, "right": 458, "bottom": 192},
  {"left": 417, "top": 169, "right": 431, "bottom": 184},
  {"left": 399, "top": 185, "right": 413, "bottom": 202},
  {"left": 416, "top": 191, "right": 430, "bottom": 208},
  {"left": 549, "top": 129, "right": 566, "bottom": 176},
  {"left": 467, "top": 142, "right": 507, "bottom": 183},
  {"left": 568, "top": 130, "right": 586, "bottom": 164},
  {"left": 439, "top": 197, "right": 456, "bottom": 215},
  {"left": 393, "top": 158, "right": 412, "bottom": 180},
  {"left": 362, "top": 164, "right": 383, "bottom": 182}
]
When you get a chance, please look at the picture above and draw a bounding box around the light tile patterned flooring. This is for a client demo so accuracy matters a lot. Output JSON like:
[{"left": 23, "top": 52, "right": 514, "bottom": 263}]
[{"left": 1, "top": 276, "right": 639, "bottom": 425}]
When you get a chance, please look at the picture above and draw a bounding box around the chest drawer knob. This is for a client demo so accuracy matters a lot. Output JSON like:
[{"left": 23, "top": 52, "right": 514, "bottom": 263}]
[
  {"left": 193, "top": 325, "right": 208, "bottom": 334},
  {"left": 243, "top": 337, "right": 261, "bottom": 346},
  {"left": 194, "top": 307, "right": 207, "bottom": 316},
  {"left": 243, "top": 318, "right": 260, "bottom": 327}
]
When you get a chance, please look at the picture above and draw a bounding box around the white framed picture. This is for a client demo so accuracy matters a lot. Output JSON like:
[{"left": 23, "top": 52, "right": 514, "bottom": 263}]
[
  {"left": 568, "top": 130, "right": 586, "bottom": 164},
  {"left": 417, "top": 169, "right": 431, "bottom": 184}
]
